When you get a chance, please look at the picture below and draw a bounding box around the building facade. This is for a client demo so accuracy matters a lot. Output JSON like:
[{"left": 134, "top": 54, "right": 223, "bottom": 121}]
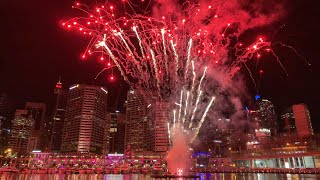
[
  {"left": 50, "top": 79, "right": 68, "bottom": 152},
  {"left": 125, "top": 89, "right": 151, "bottom": 152},
  {"left": 8, "top": 110, "right": 34, "bottom": 155},
  {"left": 25, "top": 102, "right": 47, "bottom": 151},
  {"left": 149, "top": 101, "right": 169, "bottom": 153},
  {"left": 292, "top": 104, "right": 313, "bottom": 137},
  {"left": 107, "top": 112, "right": 126, "bottom": 154},
  {"left": 61, "top": 84, "right": 108, "bottom": 154},
  {"left": 256, "top": 99, "right": 277, "bottom": 136}
]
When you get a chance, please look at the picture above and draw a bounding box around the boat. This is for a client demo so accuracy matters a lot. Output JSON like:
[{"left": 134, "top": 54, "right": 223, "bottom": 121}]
[
  {"left": 131, "top": 167, "right": 139, "bottom": 174},
  {"left": 31, "top": 168, "right": 47, "bottom": 174},
  {"left": 140, "top": 167, "right": 149, "bottom": 174},
  {"left": 151, "top": 174, "right": 200, "bottom": 178},
  {"left": 0, "top": 166, "right": 20, "bottom": 173},
  {"left": 86, "top": 168, "right": 93, "bottom": 174},
  {"left": 120, "top": 164, "right": 130, "bottom": 174},
  {"left": 104, "top": 168, "right": 111, "bottom": 174},
  {"left": 111, "top": 167, "right": 120, "bottom": 174},
  {"left": 48, "top": 168, "right": 57, "bottom": 174},
  {"left": 152, "top": 163, "right": 164, "bottom": 174},
  {"left": 78, "top": 168, "right": 86, "bottom": 174},
  {"left": 95, "top": 167, "right": 103, "bottom": 174}
]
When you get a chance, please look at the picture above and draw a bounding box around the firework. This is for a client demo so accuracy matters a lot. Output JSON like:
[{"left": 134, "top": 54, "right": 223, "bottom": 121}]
[{"left": 63, "top": 0, "right": 289, "bottom": 144}]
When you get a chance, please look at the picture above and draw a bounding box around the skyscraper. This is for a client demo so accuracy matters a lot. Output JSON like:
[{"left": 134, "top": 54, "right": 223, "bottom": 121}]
[
  {"left": 280, "top": 108, "right": 297, "bottom": 136},
  {"left": 61, "top": 84, "right": 108, "bottom": 154},
  {"left": 107, "top": 111, "right": 126, "bottom": 153},
  {"left": 292, "top": 103, "right": 313, "bottom": 137},
  {"left": 148, "top": 101, "right": 169, "bottom": 153},
  {"left": 125, "top": 89, "right": 150, "bottom": 152},
  {"left": 25, "top": 102, "right": 47, "bottom": 151},
  {"left": 0, "top": 92, "right": 13, "bottom": 153},
  {"left": 256, "top": 99, "right": 277, "bottom": 136},
  {"left": 50, "top": 79, "right": 68, "bottom": 152},
  {"left": 9, "top": 110, "right": 34, "bottom": 155}
]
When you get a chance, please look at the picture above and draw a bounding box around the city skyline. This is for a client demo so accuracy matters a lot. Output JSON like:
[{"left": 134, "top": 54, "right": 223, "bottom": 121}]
[{"left": 0, "top": 1, "right": 319, "bottom": 131}]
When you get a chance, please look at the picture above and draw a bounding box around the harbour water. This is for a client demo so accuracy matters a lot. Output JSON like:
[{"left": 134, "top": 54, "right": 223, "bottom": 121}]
[{"left": 0, "top": 173, "right": 319, "bottom": 180}]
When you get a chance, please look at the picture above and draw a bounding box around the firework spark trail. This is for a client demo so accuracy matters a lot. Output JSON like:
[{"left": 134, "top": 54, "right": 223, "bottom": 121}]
[
  {"left": 151, "top": 49, "right": 161, "bottom": 98},
  {"left": 189, "top": 90, "right": 202, "bottom": 128},
  {"left": 190, "top": 60, "right": 196, "bottom": 103},
  {"left": 173, "top": 110, "right": 176, "bottom": 127},
  {"left": 168, "top": 122, "right": 171, "bottom": 144},
  {"left": 184, "top": 39, "right": 193, "bottom": 80},
  {"left": 277, "top": 42, "right": 310, "bottom": 65},
  {"left": 182, "top": 91, "right": 190, "bottom": 124},
  {"left": 116, "top": 30, "right": 140, "bottom": 66},
  {"left": 133, "top": 26, "right": 146, "bottom": 59},
  {"left": 97, "top": 35, "right": 131, "bottom": 85},
  {"left": 190, "top": 96, "right": 215, "bottom": 143},
  {"left": 197, "top": 67, "right": 207, "bottom": 95},
  {"left": 170, "top": 40, "right": 179, "bottom": 80},
  {"left": 269, "top": 50, "right": 288, "bottom": 76},
  {"left": 161, "top": 28, "right": 169, "bottom": 74},
  {"left": 177, "top": 90, "right": 183, "bottom": 123}
]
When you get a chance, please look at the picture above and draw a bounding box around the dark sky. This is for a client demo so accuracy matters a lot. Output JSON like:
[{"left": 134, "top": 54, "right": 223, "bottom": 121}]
[{"left": 0, "top": 1, "right": 319, "bottom": 130}]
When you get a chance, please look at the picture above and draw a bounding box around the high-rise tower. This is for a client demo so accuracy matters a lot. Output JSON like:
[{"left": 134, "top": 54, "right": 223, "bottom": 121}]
[
  {"left": 9, "top": 110, "right": 34, "bottom": 155},
  {"left": 292, "top": 103, "right": 313, "bottom": 137},
  {"left": 256, "top": 99, "right": 277, "bottom": 136},
  {"left": 61, "top": 84, "right": 108, "bottom": 154},
  {"left": 25, "top": 102, "right": 47, "bottom": 151},
  {"left": 125, "top": 89, "right": 150, "bottom": 152},
  {"left": 50, "top": 78, "right": 68, "bottom": 152}
]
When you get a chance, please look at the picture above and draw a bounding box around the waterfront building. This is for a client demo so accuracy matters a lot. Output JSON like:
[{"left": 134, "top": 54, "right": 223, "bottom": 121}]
[
  {"left": 25, "top": 102, "right": 47, "bottom": 151},
  {"left": 61, "top": 84, "right": 108, "bottom": 154},
  {"left": 148, "top": 101, "right": 169, "bottom": 153},
  {"left": 256, "top": 99, "right": 277, "bottom": 136},
  {"left": 125, "top": 89, "right": 150, "bottom": 152},
  {"left": 292, "top": 103, "right": 313, "bottom": 137},
  {"left": 50, "top": 78, "right": 68, "bottom": 152},
  {"left": 107, "top": 111, "right": 126, "bottom": 154},
  {"left": 8, "top": 110, "right": 34, "bottom": 155},
  {"left": 281, "top": 108, "right": 297, "bottom": 136}
]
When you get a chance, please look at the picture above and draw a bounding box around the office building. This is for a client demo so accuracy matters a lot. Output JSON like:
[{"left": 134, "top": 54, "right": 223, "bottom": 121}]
[
  {"left": 8, "top": 110, "right": 34, "bottom": 155},
  {"left": 280, "top": 108, "right": 297, "bottom": 136},
  {"left": 256, "top": 99, "right": 277, "bottom": 136},
  {"left": 125, "top": 89, "right": 151, "bottom": 152},
  {"left": 25, "top": 102, "right": 47, "bottom": 151},
  {"left": 107, "top": 111, "right": 126, "bottom": 153},
  {"left": 50, "top": 79, "right": 68, "bottom": 152},
  {"left": 148, "top": 101, "right": 169, "bottom": 153},
  {"left": 61, "top": 84, "right": 108, "bottom": 154},
  {"left": 292, "top": 104, "right": 313, "bottom": 137}
]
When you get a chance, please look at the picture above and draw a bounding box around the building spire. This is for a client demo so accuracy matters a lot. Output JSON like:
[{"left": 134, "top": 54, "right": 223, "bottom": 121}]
[{"left": 55, "top": 76, "right": 62, "bottom": 89}]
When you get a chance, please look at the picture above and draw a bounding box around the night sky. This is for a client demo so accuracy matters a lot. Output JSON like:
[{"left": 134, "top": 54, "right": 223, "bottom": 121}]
[{"left": 0, "top": 1, "right": 319, "bottom": 131}]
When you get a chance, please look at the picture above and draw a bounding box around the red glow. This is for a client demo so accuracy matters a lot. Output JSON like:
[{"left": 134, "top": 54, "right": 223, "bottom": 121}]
[
  {"left": 110, "top": 76, "right": 114, "bottom": 80},
  {"left": 107, "top": 62, "right": 111, "bottom": 66},
  {"left": 259, "top": 70, "right": 264, "bottom": 74},
  {"left": 81, "top": 54, "right": 86, "bottom": 60},
  {"left": 56, "top": 84, "right": 62, "bottom": 89},
  {"left": 100, "top": 56, "right": 104, "bottom": 61}
]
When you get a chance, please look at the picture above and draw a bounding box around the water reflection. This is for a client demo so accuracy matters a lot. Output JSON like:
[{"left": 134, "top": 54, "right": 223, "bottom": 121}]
[{"left": 0, "top": 173, "right": 319, "bottom": 180}]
